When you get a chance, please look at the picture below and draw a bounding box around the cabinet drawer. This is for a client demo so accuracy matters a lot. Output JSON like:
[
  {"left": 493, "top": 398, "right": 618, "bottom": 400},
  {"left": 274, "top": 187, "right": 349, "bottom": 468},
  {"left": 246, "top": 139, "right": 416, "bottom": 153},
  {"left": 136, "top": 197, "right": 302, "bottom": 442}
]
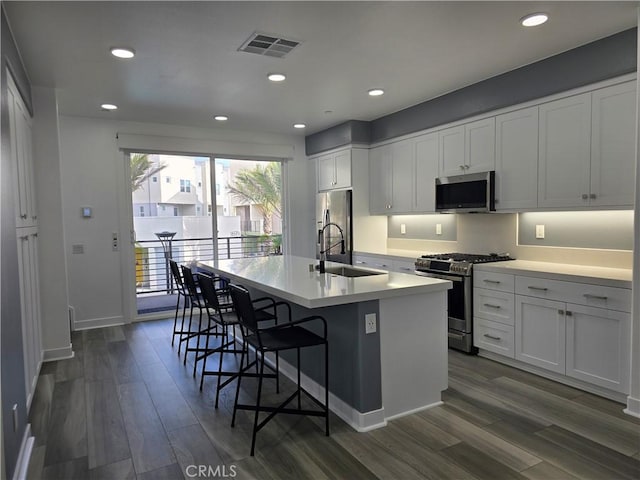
[
  {"left": 515, "top": 276, "right": 631, "bottom": 312},
  {"left": 473, "top": 288, "right": 514, "bottom": 325},
  {"left": 474, "top": 271, "right": 514, "bottom": 293},
  {"left": 353, "top": 255, "right": 391, "bottom": 271},
  {"left": 474, "top": 318, "right": 514, "bottom": 358},
  {"left": 392, "top": 259, "right": 416, "bottom": 274}
]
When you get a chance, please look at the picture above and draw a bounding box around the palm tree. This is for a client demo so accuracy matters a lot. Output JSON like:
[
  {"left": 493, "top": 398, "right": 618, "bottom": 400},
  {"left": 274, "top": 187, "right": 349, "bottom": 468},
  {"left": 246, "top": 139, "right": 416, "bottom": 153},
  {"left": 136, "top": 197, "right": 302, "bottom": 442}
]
[
  {"left": 130, "top": 153, "right": 166, "bottom": 192},
  {"left": 227, "top": 163, "right": 281, "bottom": 234}
]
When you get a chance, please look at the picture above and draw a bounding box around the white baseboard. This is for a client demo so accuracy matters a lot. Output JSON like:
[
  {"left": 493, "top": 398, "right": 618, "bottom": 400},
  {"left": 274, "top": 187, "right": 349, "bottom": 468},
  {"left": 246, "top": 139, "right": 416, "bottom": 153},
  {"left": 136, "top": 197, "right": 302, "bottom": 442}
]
[
  {"left": 12, "top": 424, "right": 33, "bottom": 480},
  {"left": 73, "top": 316, "right": 125, "bottom": 331},
  {"left": 42, "top": 345, "right": 74, "bottom": 362},
  {"left": 264, "top": 354, "right": 387, "bottom": 432},
  {"left": 624, "top": 395, "right": 640, "bottom": 418},
  {"left": 383, "top": 400, "right": 444, "bottom": 422}
]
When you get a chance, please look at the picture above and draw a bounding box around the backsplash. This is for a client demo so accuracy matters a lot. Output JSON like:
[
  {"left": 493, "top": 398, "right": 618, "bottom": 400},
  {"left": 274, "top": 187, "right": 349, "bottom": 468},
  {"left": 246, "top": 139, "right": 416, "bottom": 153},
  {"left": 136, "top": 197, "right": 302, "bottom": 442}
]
[{"left": 386, "top": 211, "right": 633, "bottom": 269}]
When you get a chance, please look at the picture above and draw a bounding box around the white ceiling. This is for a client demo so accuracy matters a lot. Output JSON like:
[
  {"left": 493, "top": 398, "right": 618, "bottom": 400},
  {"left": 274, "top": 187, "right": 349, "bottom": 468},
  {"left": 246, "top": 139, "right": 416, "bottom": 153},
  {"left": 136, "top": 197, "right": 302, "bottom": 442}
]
[{"left": 4, "top": 1, "right": 638, "bottom": 136}]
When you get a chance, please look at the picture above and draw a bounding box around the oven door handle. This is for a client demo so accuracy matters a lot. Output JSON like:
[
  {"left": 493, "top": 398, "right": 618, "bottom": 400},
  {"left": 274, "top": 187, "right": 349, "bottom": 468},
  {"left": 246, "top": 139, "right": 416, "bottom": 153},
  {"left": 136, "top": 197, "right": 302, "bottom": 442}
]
[{"left": 415, "top": 271, "right": 464, "bottom": 283}]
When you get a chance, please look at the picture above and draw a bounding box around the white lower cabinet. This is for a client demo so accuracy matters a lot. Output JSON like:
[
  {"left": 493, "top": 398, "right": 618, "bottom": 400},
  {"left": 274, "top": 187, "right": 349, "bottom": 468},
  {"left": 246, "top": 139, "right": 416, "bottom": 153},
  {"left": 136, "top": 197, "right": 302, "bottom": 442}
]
[
  {"left": 515, "top": 295, "right": 566, "bottom": 374},
  {"left": 475, "top": 267, "right": 631, "bottom": 395},
  {"left": 565, "top": 304, "right": 630, "bottom": 393}
]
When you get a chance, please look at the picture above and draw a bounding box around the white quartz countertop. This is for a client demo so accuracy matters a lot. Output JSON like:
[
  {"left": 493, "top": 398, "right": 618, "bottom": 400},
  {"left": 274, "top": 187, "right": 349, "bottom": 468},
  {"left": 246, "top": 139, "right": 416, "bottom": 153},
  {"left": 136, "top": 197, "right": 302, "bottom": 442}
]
[
  {"left": 197, "top": 255, "right": 451, "bottom": 309},
  {"left": 474, "top": 260, "right": 632, "bottom": 289}
]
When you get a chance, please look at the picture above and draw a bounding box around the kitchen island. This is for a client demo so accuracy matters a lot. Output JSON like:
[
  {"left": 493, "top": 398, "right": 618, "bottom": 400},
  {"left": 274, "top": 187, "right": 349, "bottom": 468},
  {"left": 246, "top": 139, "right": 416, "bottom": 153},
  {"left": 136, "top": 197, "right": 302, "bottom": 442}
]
[{"left": 198, "top": 255, "right": 451, "bottom": 431}]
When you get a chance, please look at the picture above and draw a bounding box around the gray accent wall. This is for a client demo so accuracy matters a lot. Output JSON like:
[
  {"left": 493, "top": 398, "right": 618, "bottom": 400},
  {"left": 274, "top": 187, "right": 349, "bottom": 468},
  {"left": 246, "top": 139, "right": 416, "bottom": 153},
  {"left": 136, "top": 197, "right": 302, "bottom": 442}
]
[
  {"left": 518, "top": 211, "right": 634, "bottom": 250},
  {"left": 305, "top": 120, "right": 371, "bottom": 156},
  {"left": 306, "top": 28, "right": 637, "bottom": 152},
  {"left": 1, "top": 6, "right": 29, "bottom": 479},
  {"left": 388, "top": 214, "right": 457, "bottom": 241}
]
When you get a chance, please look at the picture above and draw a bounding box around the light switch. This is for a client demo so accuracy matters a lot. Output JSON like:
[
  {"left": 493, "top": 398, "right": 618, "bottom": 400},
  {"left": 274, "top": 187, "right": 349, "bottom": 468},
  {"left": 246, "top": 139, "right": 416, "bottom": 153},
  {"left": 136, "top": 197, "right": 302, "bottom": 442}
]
[
  {"left": 72, "top": 244, "right": 84, "bottom": 255},
  {"left": 81, "top": 206, "right": 92, "bottom": 218},
  {"left": 436, "top": 224, "right": 442, "bottom": 235},
  {"left": 400, "top": 224, "right": 406, "bottom": 235},
  {"left": 535, "top": 224, "right": 545, "bottom": 239}
]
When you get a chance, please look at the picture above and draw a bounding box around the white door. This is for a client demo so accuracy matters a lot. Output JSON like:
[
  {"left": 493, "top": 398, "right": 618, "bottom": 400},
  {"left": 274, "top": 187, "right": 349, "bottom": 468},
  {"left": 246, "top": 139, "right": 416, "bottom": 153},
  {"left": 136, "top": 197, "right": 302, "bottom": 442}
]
[
  {"left": 369, "top": 145, "right": 392, "bottom": 214},
  {"left": 439, "top": 125, "right": 465, "bottom": 176},
  {"left": 515, "top": 295, "right": 566, "bottom": 374},
  {"left": 317, "top": 153, "right": 335, "bottom": 191},
  {"left": 390, "top": 138, "right": 415, "bottom": 213},
  {"left": 538, "top": 93, "right": 592, "bottom": 208},
  {"left": 333, "top": 150, "right": 352, "bottom": 190},
  {"left": 565, "top": 304, "right": 631, "bottom": 393},
  {"left": 414, "top": 132, "right": 439, "bottom": 212},
  {"left": 495, "top": 106, "right": 538, "bottom": 210},
  {"left": 465, "top": 117, "right": 495, "bottom": 174},
  {"left": 590, "top": 81, "right": 636, "bottom": 207}
]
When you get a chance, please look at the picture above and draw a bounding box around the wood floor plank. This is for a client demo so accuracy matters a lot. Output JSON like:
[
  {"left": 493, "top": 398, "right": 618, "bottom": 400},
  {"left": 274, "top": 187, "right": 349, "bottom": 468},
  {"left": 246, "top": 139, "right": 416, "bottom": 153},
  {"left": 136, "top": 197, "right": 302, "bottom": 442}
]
[
  {"left": 54, "top": 349, "right": 84, "bottom": 383},
  {"left": 440, "top": 442, "right": 527, "bottom": 480},
  {"left": 486, "top": 420, "right": 635, "bottom": 479},
  {"left": 492, "top": 376, "right": 640, "bottom": 456},
  {"left": 107, "top": 340, "right": 143, "bottom": 384},
  {"left": 136, "top": 462, "right": 186, "bottom": 480},
  {"left": 102, "top": 325, "right": 126, "bottom": 343},
  {"left": 87, "top": 458, "right": 135, "bottom": 480},
  {"left": 83, "top": 338, "right": 113, "bottom": 382},
  {"left": 85, "top": 380, "right": 130, "bottom": 468},
  {"left": 40, "top": 456, "right": 88, "bottom": 480},
  {"left": 571, "top": 392, "right": 640, "bottom": 425},
  {"left": 136, "top": 361, "right": 199, "bottom": 432},
  {"left": 520, "top": 461, "right": 578, "bottom": 480},
  {"left": 536, "top": 425, "right": 640, "bottom": 479},
  {"left": 389, "top": 412, "right": 462, "bottom": 451},
  {"left": 43, "top": 379, "right": 87, "bottom": 466},
  {"left": 167, "top": 424, "right": 225, "bottom": 474},
  {"left": 118, "top": 381, "right": 176, "bottom": 474},
  {"left": 26, "top": 445, "right": 45, "bottom": 480},
  {"left": 29, "top": 373, "right": 55, "bottom": 446},
  {"left": 126, "top": 334, "right": 162, "bottom": 366},
  {"left": 419, "top": 406, "right": 541, "bottom": 472}
]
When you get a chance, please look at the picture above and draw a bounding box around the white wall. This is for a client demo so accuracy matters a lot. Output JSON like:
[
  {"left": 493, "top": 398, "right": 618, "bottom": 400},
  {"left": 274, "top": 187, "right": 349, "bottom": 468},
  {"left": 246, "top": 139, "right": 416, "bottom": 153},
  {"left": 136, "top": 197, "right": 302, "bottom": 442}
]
[
  {"left": 58, "top": 115, "right": 311, "bottom": 328},
  {"left": 32, "top": 87, "right": 71, "bottom": 357}
]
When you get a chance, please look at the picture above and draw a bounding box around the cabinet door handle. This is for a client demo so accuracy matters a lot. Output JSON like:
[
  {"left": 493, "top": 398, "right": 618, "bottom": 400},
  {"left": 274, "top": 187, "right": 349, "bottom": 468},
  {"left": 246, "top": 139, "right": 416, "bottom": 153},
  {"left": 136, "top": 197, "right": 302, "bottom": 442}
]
[
  {"left": 583, "top": 293, "right": 607, "bottom": 300},
  {"left": 581, "top": 194, "right": 589, "bottom": 200},
  {"left": 355, "top": 261, "right": 366, "bottom": 265},
  {"left": 566, "top": 311, "right": 572, "bottom": 316},
  {"left": 459, "top": 165, "right": 465, "bottom": 170},
  {"left": 528, "top": 286, "right": 548, "bottom": 292},
  {"left": 483, "top": 279, "right": 501, "bottom": 284},
  {"left": 20, "top": 214, "right": 27, "bottom": 219},
  {"left": 558, "top": 309, "right": 565, "bottom": 315},
  {"left": 589, "top": 193, "right": 596, "bottom": 199},
  {"left": 464, "top": 165, "right": 470, "bottom": 170},
  {"left": 483, "top": 303, "right": 501, "bottom": 309},
  {"left": 483, "top": 333, "right": 501, "bottom": 341}
]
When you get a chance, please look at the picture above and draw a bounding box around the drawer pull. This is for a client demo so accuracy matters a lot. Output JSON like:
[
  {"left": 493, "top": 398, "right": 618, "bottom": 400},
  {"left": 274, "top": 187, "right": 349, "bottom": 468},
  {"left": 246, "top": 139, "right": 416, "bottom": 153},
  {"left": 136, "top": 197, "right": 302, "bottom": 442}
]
[
  {"left": 399, "top": 267, "right": 412, "bottom": 271},
  {"left": 566, "top": 311, "right": 573, "bottom": 316},
  {"left": 583, "top": 293, "right": 608, "bottom": 301},
  {"left": 528, "top": 286, "right": 548, "bottom": 292},
  {"left": 483, "top": 333, "right": 501, "bottom": 341},
  {"left": 483, "top": 279, "right": 501, "bottom": 284},
  {"left": 483, "top": 303, "right": 501, "bottom": 309},
  {"left": 558, "top": 309, "right": 565, "bottom": 315}
]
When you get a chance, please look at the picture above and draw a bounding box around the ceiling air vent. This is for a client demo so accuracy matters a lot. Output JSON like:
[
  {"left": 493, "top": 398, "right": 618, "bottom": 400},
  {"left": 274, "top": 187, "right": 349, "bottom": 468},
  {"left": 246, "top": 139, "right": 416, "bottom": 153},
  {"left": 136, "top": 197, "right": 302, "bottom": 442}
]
[{"left": 238, "top": 32, "right": 300, "bottom": 58}]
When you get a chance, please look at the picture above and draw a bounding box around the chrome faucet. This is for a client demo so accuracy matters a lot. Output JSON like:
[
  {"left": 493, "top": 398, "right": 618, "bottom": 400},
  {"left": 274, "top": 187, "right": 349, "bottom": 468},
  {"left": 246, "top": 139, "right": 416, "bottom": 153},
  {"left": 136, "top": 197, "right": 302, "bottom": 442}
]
[{"left": 318, "top": 222, "right": 345, "bottom": 273}]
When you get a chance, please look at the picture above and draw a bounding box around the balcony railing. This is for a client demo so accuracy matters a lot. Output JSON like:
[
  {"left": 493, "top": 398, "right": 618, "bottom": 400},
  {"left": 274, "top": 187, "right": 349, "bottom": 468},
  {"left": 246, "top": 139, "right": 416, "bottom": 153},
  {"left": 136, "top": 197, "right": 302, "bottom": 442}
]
[{"left": 136, "top": 235, "right": 281, "bottom": 295}]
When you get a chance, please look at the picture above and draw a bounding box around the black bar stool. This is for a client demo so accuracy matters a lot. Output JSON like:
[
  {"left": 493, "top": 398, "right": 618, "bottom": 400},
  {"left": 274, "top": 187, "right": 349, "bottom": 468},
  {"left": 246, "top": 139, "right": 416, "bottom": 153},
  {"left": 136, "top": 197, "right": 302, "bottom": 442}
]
[
  {"left": 169, "top": 260, "right": 189, "bottom": 348},
  {"left": 229, "top": 283, "right": 329, "bottom": 456}
]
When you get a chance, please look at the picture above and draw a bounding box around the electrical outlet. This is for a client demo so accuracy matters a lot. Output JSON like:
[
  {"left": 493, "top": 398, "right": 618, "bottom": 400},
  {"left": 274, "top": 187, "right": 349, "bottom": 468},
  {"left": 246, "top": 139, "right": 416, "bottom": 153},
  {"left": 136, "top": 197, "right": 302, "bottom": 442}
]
[
  {"left": 400, "top": 224, "right": 406, "bottom": 235},
  {"left": 535, "top": 224, "right": 545, "bottom": 239},
  {"left": 365, "top": 313, "right": 377, "bottom": 334},
  {"left": 436, "top": 223, "right": 442, "bottom": 235},
  {"left": 112, "top": 232, "right": 119, "bottom": 251}
]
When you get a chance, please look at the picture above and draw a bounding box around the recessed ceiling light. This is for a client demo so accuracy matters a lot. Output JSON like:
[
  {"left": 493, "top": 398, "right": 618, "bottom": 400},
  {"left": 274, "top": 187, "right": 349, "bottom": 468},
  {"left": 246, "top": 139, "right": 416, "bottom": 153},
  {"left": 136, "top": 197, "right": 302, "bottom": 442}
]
[
  {"left": 520, "top": 13, "right": 548, "bottom": 27},
  {"left": 214, "top": 115, "right": 229, "bottom": 121},
  {"left": 101, "top": 103, "right": 118, "bottom": 111},
  {"left": 268, "top": 73, "right": 286, "bottom": 82},
  {"left": 293, "top": 123, "right": 306, "bottom": 129},
  {"left": 110, "top": 47, "right": 135, "bottom": 59},
  {"left": 368, "top": 88, "right": 384, "bottom": 97}
]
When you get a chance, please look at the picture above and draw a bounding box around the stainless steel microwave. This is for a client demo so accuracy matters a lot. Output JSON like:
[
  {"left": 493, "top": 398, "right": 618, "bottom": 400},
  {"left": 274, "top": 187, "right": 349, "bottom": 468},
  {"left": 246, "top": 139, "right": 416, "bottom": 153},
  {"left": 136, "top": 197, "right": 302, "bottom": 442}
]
[{"left": 435, "top": 171, "right": 495, "bottom": 213}]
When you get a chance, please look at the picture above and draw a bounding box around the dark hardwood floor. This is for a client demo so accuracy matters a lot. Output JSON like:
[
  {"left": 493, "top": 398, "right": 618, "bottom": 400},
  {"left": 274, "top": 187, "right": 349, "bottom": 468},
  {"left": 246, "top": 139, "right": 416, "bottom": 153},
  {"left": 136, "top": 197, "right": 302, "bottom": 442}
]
[{"left": 27, "top": 318, "right": 640, "bottom": 479}]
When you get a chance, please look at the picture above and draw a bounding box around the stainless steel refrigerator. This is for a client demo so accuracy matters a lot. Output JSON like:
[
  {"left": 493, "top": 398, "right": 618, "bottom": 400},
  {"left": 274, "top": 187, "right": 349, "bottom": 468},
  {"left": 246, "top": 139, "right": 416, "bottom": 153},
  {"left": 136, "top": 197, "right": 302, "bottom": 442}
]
[{"left": 316, "top": 190, "right": 353, "bottom": 265}]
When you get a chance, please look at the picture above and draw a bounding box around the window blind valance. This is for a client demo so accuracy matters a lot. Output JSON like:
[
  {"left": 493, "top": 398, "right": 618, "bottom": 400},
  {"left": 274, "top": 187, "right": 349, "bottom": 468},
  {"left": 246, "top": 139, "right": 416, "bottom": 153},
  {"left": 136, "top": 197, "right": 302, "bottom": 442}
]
[{"left": 116, "top": 133, "right": 295, "bottom": 161}]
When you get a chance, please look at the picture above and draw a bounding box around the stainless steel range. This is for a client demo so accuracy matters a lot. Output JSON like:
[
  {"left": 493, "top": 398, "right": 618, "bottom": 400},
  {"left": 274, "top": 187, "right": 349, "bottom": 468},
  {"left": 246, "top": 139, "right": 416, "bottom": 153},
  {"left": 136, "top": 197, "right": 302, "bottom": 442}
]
[{"left": 414, "top": 253, "right": 514, "bottom": 353}]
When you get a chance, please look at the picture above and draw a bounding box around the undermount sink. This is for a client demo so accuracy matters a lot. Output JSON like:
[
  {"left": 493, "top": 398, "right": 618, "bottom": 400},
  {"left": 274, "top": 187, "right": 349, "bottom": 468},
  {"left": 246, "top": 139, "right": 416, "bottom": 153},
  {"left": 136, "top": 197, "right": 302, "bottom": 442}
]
[{"left": 324, "top": 266, "right": 386, "bottom": 278}]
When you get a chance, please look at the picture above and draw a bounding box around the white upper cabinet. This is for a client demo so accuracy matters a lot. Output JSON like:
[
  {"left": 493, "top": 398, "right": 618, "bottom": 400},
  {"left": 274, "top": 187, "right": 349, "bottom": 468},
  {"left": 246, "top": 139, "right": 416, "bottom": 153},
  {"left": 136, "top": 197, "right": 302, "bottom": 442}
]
[
  {"left": 589, "top": 81, "right": 636, "bottom": 207},
  {"left": 538, "top": 92, "right": 592, "bottom": 208},
  {"left": 369, "top": 139, "right": 414, "bottom": 214},
  {"left": 317, "top": 149, "right": 351, "bottom": 191},
  {"left": 495, "top": 106, "right": 539, "bottom": 211},
  {"left": 7, "top": 74, "right": 37, "bottom": 227},
  {"left": 439, "top": 118, "right": 495, "bottom": 177},
  {"left": 414, "top": 132, "right": 439, "bottom": 212}
]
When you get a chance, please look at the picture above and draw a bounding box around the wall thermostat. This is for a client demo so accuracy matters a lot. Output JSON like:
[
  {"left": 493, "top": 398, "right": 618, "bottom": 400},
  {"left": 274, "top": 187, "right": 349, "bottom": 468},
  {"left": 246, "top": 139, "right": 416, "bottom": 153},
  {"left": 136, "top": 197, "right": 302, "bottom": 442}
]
[{"left": 82, "top": 207, "right": 92, "bottom": 218}]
